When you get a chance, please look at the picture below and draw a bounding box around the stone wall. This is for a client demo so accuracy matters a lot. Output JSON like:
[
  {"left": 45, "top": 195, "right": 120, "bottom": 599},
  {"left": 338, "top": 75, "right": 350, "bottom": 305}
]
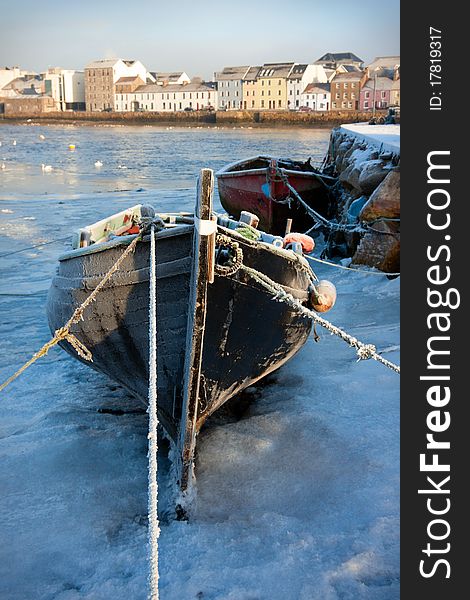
[
  {"left": 0, "top": 109, "right": 387, "bottom": 127},
  {"left": 325, "top": 127, "right": 400, "bottom": 273}
]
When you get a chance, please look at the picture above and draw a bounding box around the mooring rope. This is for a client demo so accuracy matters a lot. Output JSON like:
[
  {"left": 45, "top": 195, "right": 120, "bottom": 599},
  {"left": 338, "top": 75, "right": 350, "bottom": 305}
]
[
  {"left": 147, "top": 225, "right": 160, "bottom": 599},
  {"left": 240, "top": 264, "right": 400, "bottom": 373},
  {"left": 304, "top": 254, "right": 400, "bottom": 277},
  {"left": 0, "top": 234, "right": 142, "bottom": 393}
]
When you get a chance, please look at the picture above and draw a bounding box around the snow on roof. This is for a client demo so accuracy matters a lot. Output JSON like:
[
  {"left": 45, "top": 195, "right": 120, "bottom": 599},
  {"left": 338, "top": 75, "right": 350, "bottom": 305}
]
[{"left": 340, "top": 123, "right": 400, "bottom": 154}]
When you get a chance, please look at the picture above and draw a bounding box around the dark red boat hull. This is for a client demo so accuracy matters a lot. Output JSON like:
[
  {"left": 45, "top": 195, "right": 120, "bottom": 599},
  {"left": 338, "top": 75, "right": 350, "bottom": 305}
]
[{"left": 217, "top": 161, "right": 329, "bottom": 235}]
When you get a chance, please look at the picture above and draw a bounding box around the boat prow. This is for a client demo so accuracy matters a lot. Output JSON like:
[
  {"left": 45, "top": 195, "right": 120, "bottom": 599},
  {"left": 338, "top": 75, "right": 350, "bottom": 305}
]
[{"left": 47, "top": 169, "right": 318, "bottom": 488}]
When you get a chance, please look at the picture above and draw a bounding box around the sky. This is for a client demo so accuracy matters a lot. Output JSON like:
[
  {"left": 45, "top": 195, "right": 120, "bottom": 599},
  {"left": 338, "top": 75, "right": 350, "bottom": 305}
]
[{"left": 0, "top": 0, "right": 399, "bottom": 79}]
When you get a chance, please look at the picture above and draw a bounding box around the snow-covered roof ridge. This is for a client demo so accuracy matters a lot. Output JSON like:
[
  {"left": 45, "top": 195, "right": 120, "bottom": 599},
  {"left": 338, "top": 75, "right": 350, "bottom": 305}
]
[{"left": 340, "top": 123, "right": 400, "bottom": 155}]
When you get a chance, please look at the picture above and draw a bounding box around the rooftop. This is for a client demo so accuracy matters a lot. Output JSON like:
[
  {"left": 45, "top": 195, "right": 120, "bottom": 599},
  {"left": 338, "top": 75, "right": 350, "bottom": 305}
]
[
  {"left": 214, "top": 66, "right": 250, "bottom": 80},
  {"left": 331, "top": 71, "right": 365, "bottom": 82},
  {"left": 258, "top": 63, "right": 295, "bottom": 78},
  {"left": 316, "top": 52, "right": 364, "bottom": 64},
  {"left": 303, "top": 82, "right": 330, "bottom": 94}
]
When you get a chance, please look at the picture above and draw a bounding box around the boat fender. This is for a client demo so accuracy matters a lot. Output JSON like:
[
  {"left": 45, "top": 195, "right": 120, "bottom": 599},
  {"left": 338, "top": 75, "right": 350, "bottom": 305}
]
[
  {"left": 239, "top": 211, "right": 260, "bottom": 229},
  {"left": 309, "top": 280, "right": 337, "bottom": 313},
  {"left": 283, "top": 232, "right": 315, "bottom": 254},
  {"left": 285, "top": 241, "right": 303, "bottom": 255}
]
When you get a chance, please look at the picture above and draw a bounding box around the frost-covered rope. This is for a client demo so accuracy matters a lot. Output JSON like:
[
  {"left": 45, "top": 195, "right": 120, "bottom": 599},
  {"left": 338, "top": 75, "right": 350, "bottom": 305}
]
[
  {"left": 147, "top": 224, "right": 160, "bottom": 599},
  {"left": 304, "top": 254, "right": 400, "bottom": 277},
  {"left": 239, "top": 265, "right": 400, "bottom": 374}
]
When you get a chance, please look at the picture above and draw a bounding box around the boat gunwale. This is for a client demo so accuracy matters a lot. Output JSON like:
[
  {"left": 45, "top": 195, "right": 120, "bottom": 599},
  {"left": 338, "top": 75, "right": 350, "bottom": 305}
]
[
  {"left": 215, "top": 154, "right": 322, "bottom": 180},
  {"left": 57, "top": 224, "right": 194, "bottom": 262}
]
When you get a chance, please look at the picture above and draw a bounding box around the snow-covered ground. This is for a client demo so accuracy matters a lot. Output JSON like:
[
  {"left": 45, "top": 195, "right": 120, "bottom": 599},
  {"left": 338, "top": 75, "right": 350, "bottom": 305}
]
[
  {"left": 340, "top": 124, "right": 400, "bottom": 154},
  {"left": 0, "top": 123, "right": 399, "bottom": 599}
]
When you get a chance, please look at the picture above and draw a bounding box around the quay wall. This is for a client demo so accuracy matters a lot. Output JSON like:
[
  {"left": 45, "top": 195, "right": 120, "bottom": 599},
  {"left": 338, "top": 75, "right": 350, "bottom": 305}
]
[
  {"left": 325, "top": 126, "right": 400, "bottom": 273},
  {"left": 0, "top": 109, "right": 387, "bottom": 127}
]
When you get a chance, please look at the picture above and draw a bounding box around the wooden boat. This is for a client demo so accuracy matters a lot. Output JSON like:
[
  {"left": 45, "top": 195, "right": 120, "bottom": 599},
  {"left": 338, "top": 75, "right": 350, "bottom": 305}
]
[
  {"left": 216, "top": 155, "right": 333, "bottom": 236},
  {"left": 46, "top": 169, "right": 317, "bottom": 489}
]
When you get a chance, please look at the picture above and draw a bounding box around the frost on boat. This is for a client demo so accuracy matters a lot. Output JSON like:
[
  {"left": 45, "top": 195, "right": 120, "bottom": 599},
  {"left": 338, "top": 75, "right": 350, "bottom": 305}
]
[{"left": 47, "top": 169, "right": 331, "bottom": 489}]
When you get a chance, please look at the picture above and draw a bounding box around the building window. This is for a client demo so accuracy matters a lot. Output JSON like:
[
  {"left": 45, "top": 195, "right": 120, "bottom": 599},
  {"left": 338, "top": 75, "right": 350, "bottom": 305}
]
[
  {"left": 343, "top": 93, "right": 347, "bottom": 99},
  {"left": 332, "top": 102, "right": 337, "bottom": 108},
  {"left": 342, "top": 101, "right": 346, "bottom": 108},
  {"left": 348, "top": 102, "right": 352, "bottom": 108},
  {"left": 279, "top": 99, "right": 282, "bottom": 107},
  {"left": 365, "top": 91, "right": 370, "bottom": 98},
  {"left": 163, "top": 102, "right": 166, "bottom": 109},
  {"left": 251, "top": 100, "right": 255, "bottom": 107},
  {"left": 364, "top": 101, "right": 369, "bottom": 108},
  {"left": 351, "top": 83, "right": 356, "bottom": 88},
  {"left": 344, "top": 83, "right": 348, "bottom": 88},
  {"left": 336, "top": 83, "right": 340, "bottom": 88},
  {"left": 179, "top": 102, "right": 182, "bottom": 109},
  {"left": 268, "top": 90, "right": 271, "bottom": 96},
  {"left": 278, "top": 80, "right": 281, "bottom": 85},
  {"left": 335, "top": 93, "right": 340, "bottom": 99},
  {"left": 261, "top": 100, "right": 264, "bottom": 107},
  {"left": 278, "top": 90, "right": 281, "bottom": 95},
  {"left": 290, "top": 90, "right": 293, "bottom": 95},
  {"left": 381, "top": 91, "right": 386, "bottom": 98},
  {"left": 268, "top": 80, "right": 271, "bottom": 85}
]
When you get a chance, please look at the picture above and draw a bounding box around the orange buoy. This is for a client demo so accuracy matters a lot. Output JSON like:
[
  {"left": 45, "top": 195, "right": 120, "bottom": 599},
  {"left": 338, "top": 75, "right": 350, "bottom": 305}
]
[
  {"left": 283, "top": 232, "right": 315, "bottom": 254},
  {"left": 309, "top": 280, "right": 337, "bottom": 313}
]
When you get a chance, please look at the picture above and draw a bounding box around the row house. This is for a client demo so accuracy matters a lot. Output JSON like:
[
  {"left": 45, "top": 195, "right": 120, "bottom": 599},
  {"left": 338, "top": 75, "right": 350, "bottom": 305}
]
[
  {"left": 115, "top": 82, "right": 216, "bottom": 112},
  {"left": 300, "top": 83, "right": 330, "bottom": 110},
  {"left": 390, "top": 77, "right": 400, "bottom": 107},
  {"left": 241, "top": 66, "right": 261, "bottom": 110},
  {"left": 43, "top": 68, "right": 85, "bottom": 110},
  {"left": 214, "top": 66, "right": 250, "bottom": 110},
  {"left": 330, "top": 71, "right": 367, "bottom": 111},
  {"left": 359, "top": 76, "right": 395, "bottom": 111},
  {"left": 287, "top": 64, "right": 328, "bottom": 110},
  {"left": 244, "top": 63, "right": 295, "bottom": 110},
  {"left": 85, "top": 59, "right": 152, "bottom": 111}
]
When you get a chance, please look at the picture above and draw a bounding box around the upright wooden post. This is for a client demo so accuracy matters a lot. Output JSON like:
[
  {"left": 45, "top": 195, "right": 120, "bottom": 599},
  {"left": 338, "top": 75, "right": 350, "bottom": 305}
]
[{"left": 177, "top": 169, "right": 215, "bottom": 491}]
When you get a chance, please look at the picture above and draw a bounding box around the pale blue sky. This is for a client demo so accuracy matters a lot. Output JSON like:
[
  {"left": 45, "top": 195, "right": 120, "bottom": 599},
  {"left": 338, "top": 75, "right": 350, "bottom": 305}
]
[{"left": 0, "top": 0, "right": 399, "bottom": 79}]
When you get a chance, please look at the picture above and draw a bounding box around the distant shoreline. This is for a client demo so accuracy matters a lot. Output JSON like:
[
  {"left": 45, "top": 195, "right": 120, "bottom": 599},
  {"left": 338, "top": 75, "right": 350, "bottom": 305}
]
[{"left": 0, "top": 109, "right": 388, "bottom": 129}]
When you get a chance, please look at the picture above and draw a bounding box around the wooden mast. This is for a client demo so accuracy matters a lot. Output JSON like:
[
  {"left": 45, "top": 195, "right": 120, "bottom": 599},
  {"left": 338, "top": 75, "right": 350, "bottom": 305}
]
[{"left": 177, "top": 168, "right": 216, "bottom": 490}]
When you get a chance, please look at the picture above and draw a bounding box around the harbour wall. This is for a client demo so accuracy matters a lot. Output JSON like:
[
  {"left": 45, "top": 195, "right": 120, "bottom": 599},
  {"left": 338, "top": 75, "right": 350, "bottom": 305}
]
[
  {"left": 325, "top": 125, "right": 400, "bottom": 273},
  {"left": 0, "top": 110, "right": 387, "bottom": 127}
]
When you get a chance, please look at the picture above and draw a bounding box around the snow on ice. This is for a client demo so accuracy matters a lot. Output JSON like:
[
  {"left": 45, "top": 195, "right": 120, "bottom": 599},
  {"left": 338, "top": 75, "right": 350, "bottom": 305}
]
[{"left": 0, "top": 124, "right": 399, "bottom": 599}]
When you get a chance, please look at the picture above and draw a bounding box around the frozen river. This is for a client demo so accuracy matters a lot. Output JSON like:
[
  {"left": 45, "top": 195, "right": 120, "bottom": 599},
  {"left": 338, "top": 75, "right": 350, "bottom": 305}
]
[{"left": 0, "top": 123, "right": 399, "bottom": 599}]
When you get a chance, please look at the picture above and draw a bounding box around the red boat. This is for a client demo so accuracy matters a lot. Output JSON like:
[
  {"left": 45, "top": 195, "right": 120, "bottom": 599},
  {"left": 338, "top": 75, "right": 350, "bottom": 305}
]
[{"left": 216, "top": 156, "right": 332, "bottom": 235}]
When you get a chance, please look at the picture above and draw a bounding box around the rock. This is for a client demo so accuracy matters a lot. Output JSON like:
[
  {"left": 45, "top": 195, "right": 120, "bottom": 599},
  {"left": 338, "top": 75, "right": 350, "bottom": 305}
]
[
  {"left": 352, "top": 220, "right": 400, "bottom": 273},
  {"left": 357, "top": 159, "right": 387, "bottom": 195},
  {"left": 339, "top": 163, "right": 362, "bottom": 194},
  {"left": 359, "top": 170, "right": 400, "bottom": 222},
  {"left": 379, "top": 151, "right": 393, "bottom": 160},
  {"left": 347, "top": 196, "right": 369, "bottom": 222}
]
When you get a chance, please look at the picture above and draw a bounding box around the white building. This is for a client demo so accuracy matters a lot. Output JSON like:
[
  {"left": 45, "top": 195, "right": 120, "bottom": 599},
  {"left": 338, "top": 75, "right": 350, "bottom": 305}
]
[
  {"left": 287, "top": 64, "right": 328, "bottom": 110},
  {"left": 300, "top": 83, "right": 330, "bottom": 111},
  {"left": 0, "top": 67, "right": 27, "bottom": 92},
  {"left": 214, "top": 66, "right": 250, "bottom": 110},
  {"left": 114, "top": 82, "right": 217, "bottom": 112},
  {"left": 44, "top": 68, "right": 85, "bottom": 110},
  {"left": 85, "top": 58, "right": 153, "bottom": 111}
]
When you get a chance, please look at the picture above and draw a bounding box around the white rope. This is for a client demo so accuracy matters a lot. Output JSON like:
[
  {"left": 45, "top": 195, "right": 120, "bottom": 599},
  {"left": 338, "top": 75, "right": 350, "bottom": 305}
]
[
  {"left": 239, "top": 265, "right": 400, "bottom": 374},
  {"left": 147, "top": 224, "right": 160, "bottom": 599},
  {"left": 304, "top": 254, "right": 400, "bottom": 277}
]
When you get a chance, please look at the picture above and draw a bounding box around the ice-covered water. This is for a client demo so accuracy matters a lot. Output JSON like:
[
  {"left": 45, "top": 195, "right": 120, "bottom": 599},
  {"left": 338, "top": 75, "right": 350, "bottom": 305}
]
[{"left": 0, "top": 123, "right": 399, "bottom": 599}]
